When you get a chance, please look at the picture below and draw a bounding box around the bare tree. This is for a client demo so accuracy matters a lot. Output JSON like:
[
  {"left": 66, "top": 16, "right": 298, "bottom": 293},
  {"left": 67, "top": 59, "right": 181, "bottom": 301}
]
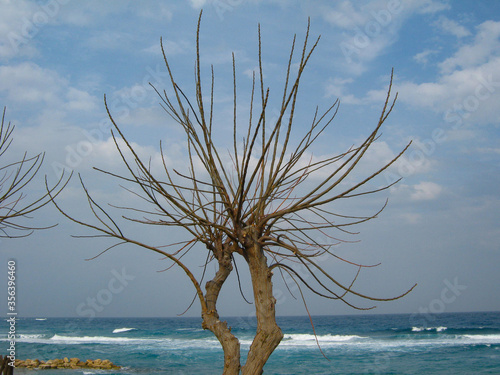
[
  {"left": 51, "top": 13, "right": 415, "bottom": 374},
  {"left": 0, "top": 108, "right": 67, "bottom": 238}
]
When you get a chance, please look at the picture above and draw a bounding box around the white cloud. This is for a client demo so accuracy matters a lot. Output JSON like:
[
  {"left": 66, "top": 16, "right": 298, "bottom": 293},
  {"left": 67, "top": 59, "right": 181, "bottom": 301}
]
[
  {"left": 413, "top": 49, "right": 439, "bottom": 65},
  {"left": 439, "top": 20, "right": 500, "bottom": 74},
  {"left": 67, "top": 88, "right": 99, "bottom": 112},
  {"left": 410, "top": 181, "right": 442, "bottom": 200},
  {"left": 324, "top": 1, "right": 370, "bottom": 29},
  {"left": 400, "top": 212, "right": 422, "bottom": 224},
  {"left": 360, "top": 21, "right": 500, "bottom": 128},
  {"left": 386, "top": 148, "right": 434, "bottom": 183},
  {"left": 0, "top": 62, "right": 101, "bottom": 115},
  {"left": 201, "top": 48, "right": 249, "bottom": 66},
  {"left": 347, "top": 140, "right": 412, "bottom": 186},
  {"left": 50, "top": 1, "right": 139, "bottom": 27},
  {"left": 411, "top": 0, "right": 450, "bottom": 14},
  {"left": 324, "top": 77, "right": 361, "bottom": 104},
  {"left": 85, "top": 31, "right": 136, "bottom": 51},
  {"left": 0, "top": 62, "right": 66, "bottom": 104},
  {"left": 188, "top": 0, "right": 207, "bottom": 9},
  {"left": 0, "top": 1, "right": 137, "bottom": 59},
  {"left": 243, "top": 67, "right": 258, "bottom": 80},
  {"left": 52, "top": 135, "right": 175, "bottom": 178},
  {"left": 435, "top": 16, "right": 471, "bottom": 38},
  {"left": 324, "top": 0, "right": 448, "bottom": 30},
  {"left": 445, "top": 128, "right": 477, "bottom": 142},
  {"left": 325, "top": 0, "right": 449, "bottom": 74},
  {"left": 395, "top": 80, "right": 449, "bottom": 109},
  {"left": 136, "top": 4, "right": 173, "bottom": 21},
  {"left": 143, "top": 39, "right": 189, "bottom": 56},
  {"left": 398, "top": 56, "right": 500, "bottom": 125},
  {"left": 0, "top": 0, "right": 49, "bottom": 59},
  {"left": 364, "top": 140, "right": 399, "bottom": 166},
  {"left": 477, "top": 147, "right": 500, "bottom": 155},
  {"left": 116, "top": 106, "right": 174, "bottom": 129}
]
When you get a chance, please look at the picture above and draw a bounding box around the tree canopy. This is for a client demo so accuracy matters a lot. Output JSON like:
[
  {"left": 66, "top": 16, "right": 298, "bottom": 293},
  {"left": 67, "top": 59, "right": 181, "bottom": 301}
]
[{"left": 50, "top": 12, "right": 415, "bottom": 374}]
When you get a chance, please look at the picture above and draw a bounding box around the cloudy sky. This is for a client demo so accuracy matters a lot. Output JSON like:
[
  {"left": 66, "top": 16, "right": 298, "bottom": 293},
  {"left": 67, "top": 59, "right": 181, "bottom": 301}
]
[{"left": 0, "top": 0, "right": 499, "bottom": 319}]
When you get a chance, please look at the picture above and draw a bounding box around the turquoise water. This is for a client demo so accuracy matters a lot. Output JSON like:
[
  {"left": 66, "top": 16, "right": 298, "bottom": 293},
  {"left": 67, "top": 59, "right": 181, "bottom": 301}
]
[{"left": 2, "top": 312, "right": 500, "bottom": 374}]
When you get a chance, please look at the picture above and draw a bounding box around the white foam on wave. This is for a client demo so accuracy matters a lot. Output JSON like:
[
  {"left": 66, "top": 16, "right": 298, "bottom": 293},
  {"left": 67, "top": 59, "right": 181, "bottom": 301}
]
[
  {"left": 113, "top": 327, "right": 137, "bottom": 333},
  {"left": 461, "top": 334, "right": 500, "bottom": 344},
  {"left": 364, "top": 333, "right": 500, "bottom": 350},
  {"left": 176, "top": 328, "right": 204, "bottom": 332},
  {"left": 46, "top": 334, "right": 222, "bottom": 350},
  {"left": 411, "top": 326, "right": 447, "bottom": 332},
  {"left": 19, "top": 334, "right": 45, "bottom": 339},
  {"left": 10, "top": 332, "right": 221, "bottom": 350},
  {"left": 15, "top": 330, "right": 500, "bottom": 351},
  {"left": 280, "top": 333, "right": 366, "bottom": 347},
  {"left": 50, "top": 334, "right": 146, "bottom": 344},
  {"left": 276, "top": 332, "right": 500, "bottom": 351},
  {"left": 35, "top": 318, "right": 47, "bottom": 321}
]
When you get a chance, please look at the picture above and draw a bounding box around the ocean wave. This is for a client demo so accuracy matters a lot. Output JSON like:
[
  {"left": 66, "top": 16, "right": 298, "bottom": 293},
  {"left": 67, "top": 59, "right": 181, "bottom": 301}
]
[
  {"left": 37, "top": 334, "right": 221, "bottom": 350},
  {"left": 277, "top": 332, "right": 500, "bottom": 351},
  {"left": 412, "top": 326, "right": 448, "bottom": 332},
  {"left": 176, "top": 328, "right": 204, "bottom": 332},
  {"left": 113, "top": 327, "right": 137, "bottom": 333},
  {"left": 50, "top": 334, "right": 145, "bottom": 344},
  {"left": 461, "top": 334, "right": 500, "bottom": 344},
  {"left": 19, "top": 334, "right": 45, "bottom": 339},
  {"left": 35, "top": 318, "right": 47, "bottom": 321},
  {"left": 280, "top": 333, "right": 366, "bottom": 347},
  {"left": 367, "top": 333, "right": 500, "bottom": 350},
  {"left": 10, "top": 332, "right": 220, "bottom": 349},
  {"left": 11, "top": 331, "right": 500, "bottom": 351}
]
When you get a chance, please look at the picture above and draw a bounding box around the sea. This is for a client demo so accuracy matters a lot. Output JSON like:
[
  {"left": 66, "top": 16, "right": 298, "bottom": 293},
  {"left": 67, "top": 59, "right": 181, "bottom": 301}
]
[{"left": 1, "top": 312, "right": 500, "bottom": 374}]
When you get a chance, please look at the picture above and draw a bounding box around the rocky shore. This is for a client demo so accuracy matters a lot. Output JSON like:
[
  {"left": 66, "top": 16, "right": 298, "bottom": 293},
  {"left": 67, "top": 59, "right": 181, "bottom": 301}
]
[{"left": 14, "top": 358, "right": 120, "bottom": 370}]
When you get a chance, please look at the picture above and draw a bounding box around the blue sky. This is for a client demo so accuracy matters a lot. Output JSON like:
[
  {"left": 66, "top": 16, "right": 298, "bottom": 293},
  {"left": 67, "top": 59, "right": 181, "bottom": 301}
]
[{"left": 0, "top": 0, "right": 499, "bottom": 319}]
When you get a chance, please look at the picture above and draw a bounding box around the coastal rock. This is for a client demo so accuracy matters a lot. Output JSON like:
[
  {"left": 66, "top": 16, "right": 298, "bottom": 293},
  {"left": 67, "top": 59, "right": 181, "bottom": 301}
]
[{"left": 14, "top": 358, "right": 120, "bottom": 370}]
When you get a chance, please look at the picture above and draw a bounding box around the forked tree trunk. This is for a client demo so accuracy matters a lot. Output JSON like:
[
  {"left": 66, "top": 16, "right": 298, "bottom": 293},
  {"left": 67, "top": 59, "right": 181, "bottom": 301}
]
[
  {"left": 241, "top": 241, "right": 283, "bottom": 374},
  {"left": 202, "top": 236, "right": 283, "bottom": 374}
]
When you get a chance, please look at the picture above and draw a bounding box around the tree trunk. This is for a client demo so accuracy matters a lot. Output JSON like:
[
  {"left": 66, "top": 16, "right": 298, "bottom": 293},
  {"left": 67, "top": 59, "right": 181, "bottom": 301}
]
[
  {"left": 241, "top": 241, "right": 283, "bottom": 375},
  {"left": 0, "top": 355, "right": 14, "bottom": 375},
  {"left": 203, "top": 311, "right": 241, "bottom": 374},
  {"left": 202, "top": 248, "right": 241, "bottom": 374}
]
